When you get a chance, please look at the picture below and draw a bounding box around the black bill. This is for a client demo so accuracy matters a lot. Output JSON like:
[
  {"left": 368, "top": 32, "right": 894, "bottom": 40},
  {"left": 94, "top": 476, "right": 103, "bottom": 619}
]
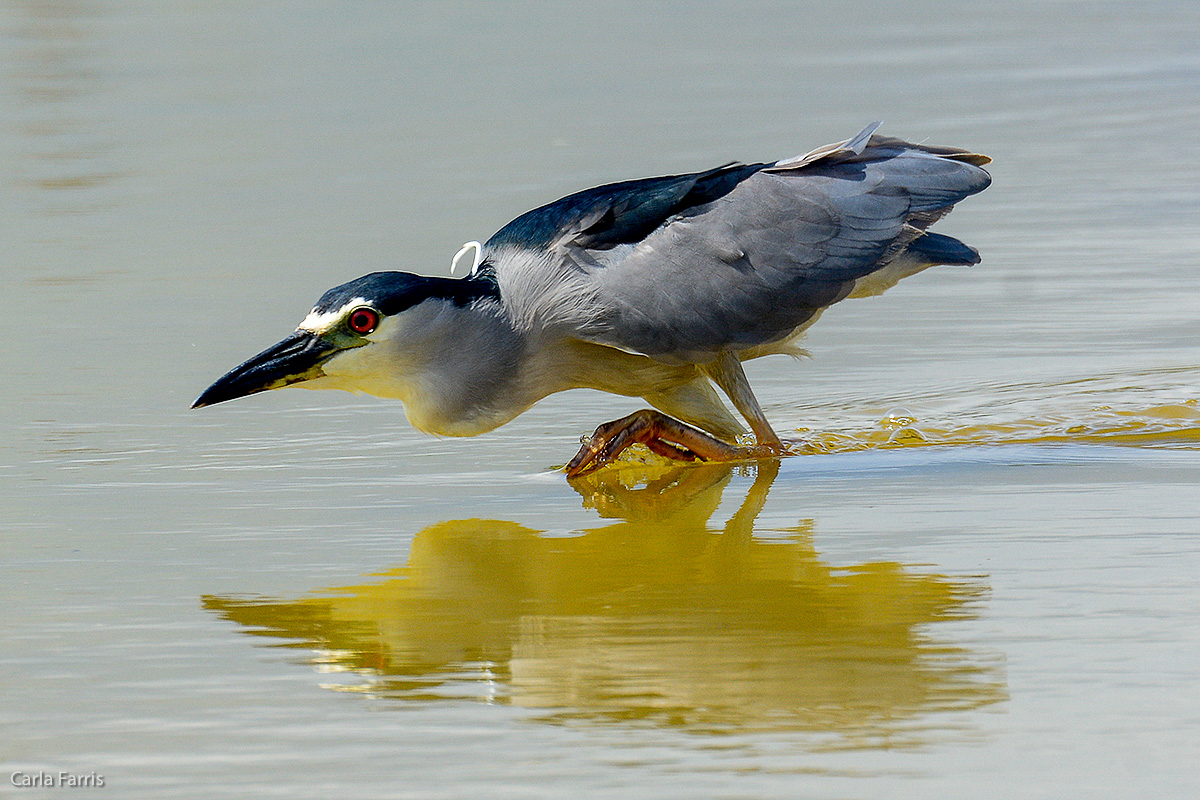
[{"left": 192, "top": 330, "right": 338, "bottom": 409}]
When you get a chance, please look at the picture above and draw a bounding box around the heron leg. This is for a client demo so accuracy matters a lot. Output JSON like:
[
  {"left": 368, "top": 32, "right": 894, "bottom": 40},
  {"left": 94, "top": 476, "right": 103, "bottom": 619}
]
[
  {"left": 565, "top": 409, "right": 761, "bottom": 478},
  {"left": 702, "top": 351, "right": 785, "bottom": 451}
]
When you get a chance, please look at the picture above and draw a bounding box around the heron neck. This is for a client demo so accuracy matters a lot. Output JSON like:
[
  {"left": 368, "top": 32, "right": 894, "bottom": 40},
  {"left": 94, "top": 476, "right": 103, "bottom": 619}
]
[{"left": 387, "top": 298, "right": 532, "bottom": 436}]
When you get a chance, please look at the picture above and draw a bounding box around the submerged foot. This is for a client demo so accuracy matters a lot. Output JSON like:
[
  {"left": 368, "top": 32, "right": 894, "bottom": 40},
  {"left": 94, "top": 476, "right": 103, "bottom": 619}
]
[{"left": 565, "top": 409, "right": 783, "bottom": 478}]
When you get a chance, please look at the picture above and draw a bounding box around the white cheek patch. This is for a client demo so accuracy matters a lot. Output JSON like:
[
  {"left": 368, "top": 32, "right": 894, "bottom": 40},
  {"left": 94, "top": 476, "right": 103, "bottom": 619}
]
[{"left": 298, "top": 297, "right": 369, "bottom": 333}]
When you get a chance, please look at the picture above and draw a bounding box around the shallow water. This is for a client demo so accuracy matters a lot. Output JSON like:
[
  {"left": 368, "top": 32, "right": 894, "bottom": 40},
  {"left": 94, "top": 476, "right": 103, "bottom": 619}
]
[{"left": 3, "top": 1, "right": 1200, "bottom": 798}]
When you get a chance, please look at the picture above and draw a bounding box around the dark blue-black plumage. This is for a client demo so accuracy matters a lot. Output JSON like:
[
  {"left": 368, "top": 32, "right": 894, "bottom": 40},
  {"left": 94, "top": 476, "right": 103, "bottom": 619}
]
[
  {"left": 485, "top": 163, "right": 767, "bottom": 253},
  {"left": 312, "top": 271, "right": 499, "bottom": 316}
]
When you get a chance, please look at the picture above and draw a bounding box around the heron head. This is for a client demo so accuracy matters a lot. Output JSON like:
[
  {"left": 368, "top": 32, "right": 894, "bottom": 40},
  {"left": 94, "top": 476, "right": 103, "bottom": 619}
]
[{"left": 192, "top": 271, "right": 498, "bottom": 408}]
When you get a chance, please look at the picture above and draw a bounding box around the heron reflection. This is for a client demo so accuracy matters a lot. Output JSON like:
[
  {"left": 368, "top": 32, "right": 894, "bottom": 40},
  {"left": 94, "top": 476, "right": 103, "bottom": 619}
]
[{"left": 204, "top": 462, "right": 1004, "bottom": 741}]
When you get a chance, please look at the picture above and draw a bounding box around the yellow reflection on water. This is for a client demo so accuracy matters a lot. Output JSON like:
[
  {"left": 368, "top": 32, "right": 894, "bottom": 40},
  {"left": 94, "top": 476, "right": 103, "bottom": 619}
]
[
  {"left": 796, "top": 388, "right": 1200, "bottom": 456},
  {"left": 205, "top": 462, "right": 1004, "bottom": 743}
]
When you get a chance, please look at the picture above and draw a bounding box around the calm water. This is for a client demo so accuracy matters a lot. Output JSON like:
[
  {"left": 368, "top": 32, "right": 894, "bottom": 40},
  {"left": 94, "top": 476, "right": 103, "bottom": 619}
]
[{"left": 3, "top": 1, "right": 1200, "bottom": 797}]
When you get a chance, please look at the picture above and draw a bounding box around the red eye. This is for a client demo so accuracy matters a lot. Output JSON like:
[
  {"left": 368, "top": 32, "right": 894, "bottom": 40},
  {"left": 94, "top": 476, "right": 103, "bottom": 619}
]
[{"left": 348, "top": 307, "right": 379, "bottom": 334}]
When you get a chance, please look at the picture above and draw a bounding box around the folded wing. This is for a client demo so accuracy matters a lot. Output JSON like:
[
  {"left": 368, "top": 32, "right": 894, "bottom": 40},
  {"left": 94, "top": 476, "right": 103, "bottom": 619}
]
[{"left": 485, "top": 125, "right": 991, "bottom": 363}]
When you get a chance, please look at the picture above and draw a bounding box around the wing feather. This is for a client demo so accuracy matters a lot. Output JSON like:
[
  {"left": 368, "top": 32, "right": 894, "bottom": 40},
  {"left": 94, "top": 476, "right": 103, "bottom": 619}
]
[{"left": 485, "top": 128, "right": 991, "bottom": 363}]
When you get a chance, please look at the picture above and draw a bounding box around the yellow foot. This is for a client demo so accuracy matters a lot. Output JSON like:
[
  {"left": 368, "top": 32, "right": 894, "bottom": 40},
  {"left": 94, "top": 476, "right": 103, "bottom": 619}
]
[{"left": 565, "top": 409, "right": 780, "bottom": 478}]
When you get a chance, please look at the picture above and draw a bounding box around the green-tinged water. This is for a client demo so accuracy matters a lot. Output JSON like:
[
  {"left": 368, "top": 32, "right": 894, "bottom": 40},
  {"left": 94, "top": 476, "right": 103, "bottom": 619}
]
[{"left": 3, "top": 2, "right": 1199, "bottom": 798}]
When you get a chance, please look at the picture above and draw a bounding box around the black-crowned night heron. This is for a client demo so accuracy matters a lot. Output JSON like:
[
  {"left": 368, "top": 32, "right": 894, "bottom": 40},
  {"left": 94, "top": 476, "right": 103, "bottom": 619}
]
[{"left": 194, "top": 123, "right": 991, "bottom": 476}]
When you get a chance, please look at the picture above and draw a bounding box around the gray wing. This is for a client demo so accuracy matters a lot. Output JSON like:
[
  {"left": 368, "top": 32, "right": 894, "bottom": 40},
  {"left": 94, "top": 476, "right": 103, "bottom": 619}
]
[
  {"left": 486, "top": 126, "right": 991, "bottom": 363},
  {"left": 482, "top": 126, "right": 988, "bottom": 364}
]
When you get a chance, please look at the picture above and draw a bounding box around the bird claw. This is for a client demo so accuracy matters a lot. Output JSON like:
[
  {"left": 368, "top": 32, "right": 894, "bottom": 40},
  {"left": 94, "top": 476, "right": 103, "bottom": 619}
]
[{"left": 565, "top": 409, "right": 760, "bottom": 478}]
